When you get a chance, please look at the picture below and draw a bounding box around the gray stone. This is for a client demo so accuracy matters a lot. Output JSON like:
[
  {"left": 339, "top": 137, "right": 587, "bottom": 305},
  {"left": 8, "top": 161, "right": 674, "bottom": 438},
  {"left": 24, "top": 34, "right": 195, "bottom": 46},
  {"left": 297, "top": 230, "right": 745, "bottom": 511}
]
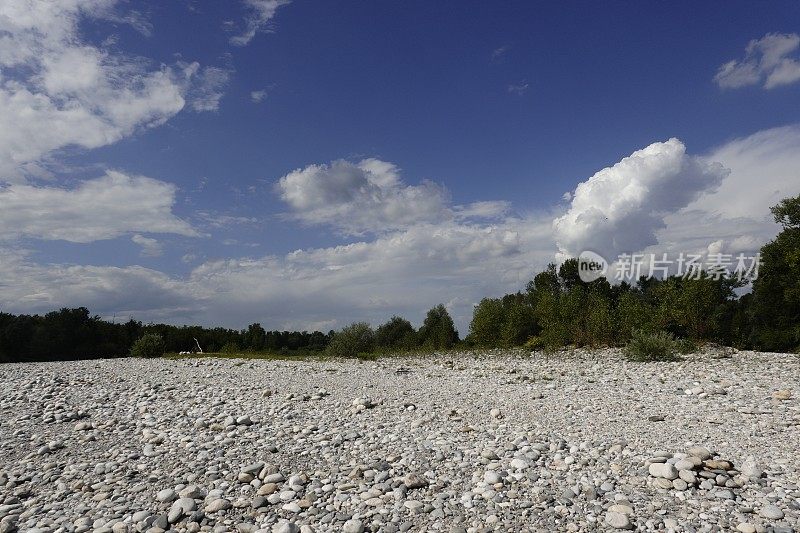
[
  {"left": 760, "top": 504, "right": 785, "bottom": 520},
  {"left": 205, "top": 499, "right": 232, "bottom": 513},
  {"left": 156, "top": 489, "right": 176, "bottom": 503},
  {"left": 649, "top": 463, "right": 679, "bottom": 480},
  {"left": 341, "top": 519, "right": 364, "bottom": 533},
  {"left": 605, "top": 511, "right": 632, "bottom": 529}
]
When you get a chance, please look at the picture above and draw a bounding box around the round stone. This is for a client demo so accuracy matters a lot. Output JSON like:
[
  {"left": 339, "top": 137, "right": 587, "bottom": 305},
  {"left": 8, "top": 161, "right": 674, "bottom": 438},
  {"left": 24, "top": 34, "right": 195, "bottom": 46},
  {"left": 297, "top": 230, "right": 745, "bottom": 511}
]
[
  {"left": 342, "top": 519, "right": 364, "bottom": 533},
  {"left": 205, "top": 498, "right": 232, "bottom": 513},
  {"left": 605, "top": 510, "right": 631, "bottom": 529},
  {"left": 760, "top": 504, "right": 784, "bottom": 520},
  {"left": 649, "top": 463, "right": 679, "bottom": 480},
  {"left": 156, "top": 488, "right": 177, "bottom": 503}
]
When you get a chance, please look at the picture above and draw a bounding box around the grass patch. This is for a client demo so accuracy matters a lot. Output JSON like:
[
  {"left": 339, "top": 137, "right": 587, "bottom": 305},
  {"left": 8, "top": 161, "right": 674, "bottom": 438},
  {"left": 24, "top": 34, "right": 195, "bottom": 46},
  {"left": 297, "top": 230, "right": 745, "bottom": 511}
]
[{"left": 162, "top": 351, "right": 323, "bottom": 361}]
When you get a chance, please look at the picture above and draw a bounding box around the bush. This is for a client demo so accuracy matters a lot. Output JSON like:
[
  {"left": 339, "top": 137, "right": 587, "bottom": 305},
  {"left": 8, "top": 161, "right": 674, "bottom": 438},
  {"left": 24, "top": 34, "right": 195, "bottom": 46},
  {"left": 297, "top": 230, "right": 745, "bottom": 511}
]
[
  {"left": 624, "top": 330, "right": 680, "bottom": 362},
  {"left": 325, "top": 322, "right": 375, "bottom": 357},
  {"left": 523, "top": 336, "right": 545, "bottom": 351},
  {"left": 130, "top": 333, "right": 165, "bottom": 358},
  {"left": 676, "top": 337, "right": 697, "bottom": 355}
]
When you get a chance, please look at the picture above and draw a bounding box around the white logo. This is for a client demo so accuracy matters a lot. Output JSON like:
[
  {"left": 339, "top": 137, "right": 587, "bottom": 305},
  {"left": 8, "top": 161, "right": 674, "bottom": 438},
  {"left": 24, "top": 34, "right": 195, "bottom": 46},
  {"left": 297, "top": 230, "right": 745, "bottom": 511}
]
[{"left": 578, "top": 250, "right": 608, "bottom": 283}]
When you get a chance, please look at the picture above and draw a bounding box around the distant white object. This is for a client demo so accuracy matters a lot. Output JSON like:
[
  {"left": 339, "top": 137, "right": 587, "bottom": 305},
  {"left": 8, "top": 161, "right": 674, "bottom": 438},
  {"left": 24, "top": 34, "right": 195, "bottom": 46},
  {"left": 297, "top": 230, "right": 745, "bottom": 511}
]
[{"left": 194, "top": 338, "right": 203, "bottom": 354}]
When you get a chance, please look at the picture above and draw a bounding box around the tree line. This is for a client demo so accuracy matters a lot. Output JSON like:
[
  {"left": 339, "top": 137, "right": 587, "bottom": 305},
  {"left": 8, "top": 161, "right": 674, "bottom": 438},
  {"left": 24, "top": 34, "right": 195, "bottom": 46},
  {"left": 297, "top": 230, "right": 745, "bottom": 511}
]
[
  {"left": 1, "top": 195, "right": 798, "bottom": 362},
  {"left": 466, "top": 194, "right": 800, "bottom": 353},
  {"left": 0, "top": 311, "right": 333, "bottom": 363}
]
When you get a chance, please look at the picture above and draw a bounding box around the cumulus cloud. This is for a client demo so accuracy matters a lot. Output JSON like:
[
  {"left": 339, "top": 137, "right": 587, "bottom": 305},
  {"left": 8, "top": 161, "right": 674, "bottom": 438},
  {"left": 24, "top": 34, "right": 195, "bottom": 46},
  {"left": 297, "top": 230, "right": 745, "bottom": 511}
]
[
  {"left": 230, "top": 0, "right": 290, "bottom": 46},
  {"left": 715, "top": 33, "right": 800, "bottom": 89},
  {"left": 554, "top": 126, "right": 800, "bottom": 265},
  {"left": 0, "top": 0, "right": 224, "bottom": 181},
  {"left": 0, "top": 171, "right": 198, "bottom": 242},
  {"left": 276, "top": 158, "right": 452, "bottom": 234},
  {"left": 656, "top": 125, "right": 800, "bottom": 257},
  {"left": 553, "top": 138, "right": 728, "bottom": 258}
]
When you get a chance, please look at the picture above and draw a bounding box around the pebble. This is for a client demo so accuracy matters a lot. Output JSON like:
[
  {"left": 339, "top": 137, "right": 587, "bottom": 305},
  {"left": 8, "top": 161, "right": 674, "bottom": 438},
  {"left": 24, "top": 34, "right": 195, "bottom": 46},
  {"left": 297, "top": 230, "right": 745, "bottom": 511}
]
[
  {"left": 605, "top": 510, "right": 631, "bottom": 529},
  {"left": 0, "top": 350, "right": 797, "bottom": 532},
  {"left": 760, "top": 504, "right": 785, "bottom": 520}
]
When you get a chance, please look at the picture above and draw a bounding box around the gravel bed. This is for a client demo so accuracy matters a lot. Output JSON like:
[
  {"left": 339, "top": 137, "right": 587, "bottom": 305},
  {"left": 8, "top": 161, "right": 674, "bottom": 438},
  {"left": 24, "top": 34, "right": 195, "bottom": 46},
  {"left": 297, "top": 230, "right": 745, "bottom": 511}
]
[{"left": 0, "top": 349, "right": 798, "bottom": 533}]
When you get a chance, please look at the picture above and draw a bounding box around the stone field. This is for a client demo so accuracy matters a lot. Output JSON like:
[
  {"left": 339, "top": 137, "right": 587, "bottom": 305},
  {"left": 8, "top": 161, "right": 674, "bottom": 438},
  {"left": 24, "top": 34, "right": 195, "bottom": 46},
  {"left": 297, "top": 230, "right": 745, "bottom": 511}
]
[{"left": 0, "top": 349, "right": 798, "bottom": 532}]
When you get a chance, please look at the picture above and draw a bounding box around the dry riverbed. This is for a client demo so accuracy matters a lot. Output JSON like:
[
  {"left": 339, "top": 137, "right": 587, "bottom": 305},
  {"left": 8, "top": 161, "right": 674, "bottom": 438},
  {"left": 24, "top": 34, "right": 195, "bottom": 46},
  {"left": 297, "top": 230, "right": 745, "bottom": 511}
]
[{"left": 0, "top": 349, "right": 798, "bottom": 533}]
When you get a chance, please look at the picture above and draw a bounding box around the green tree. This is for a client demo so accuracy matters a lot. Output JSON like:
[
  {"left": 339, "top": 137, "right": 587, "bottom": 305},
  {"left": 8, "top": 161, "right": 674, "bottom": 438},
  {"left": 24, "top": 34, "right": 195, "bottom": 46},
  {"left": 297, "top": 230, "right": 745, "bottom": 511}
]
[
  {"left": 325, "top": 322, "right": 375, "bottom": 357},
  {"left": 614, "top": 290, "right": 652, "bottom": 341},
  {"left": 418, "top": 304, "right": 459, "bottom": 349},
  {"left": 468, "top": 298, "right": 504, "bottom": 347},
  {"left": 584, "top": 289, "right": 613, "bottom": 346},
  {"left": 375, "top": 316, "right": 416, "bottom": 349},
  {"left": 243, "top": 323, "right": 266, "bottom": 351},
  {"left": 499, "top": 293, "right": 538, "bottom": 346},
  {"left": 749, "top": 194, "right": 800, "bottom": 351}
]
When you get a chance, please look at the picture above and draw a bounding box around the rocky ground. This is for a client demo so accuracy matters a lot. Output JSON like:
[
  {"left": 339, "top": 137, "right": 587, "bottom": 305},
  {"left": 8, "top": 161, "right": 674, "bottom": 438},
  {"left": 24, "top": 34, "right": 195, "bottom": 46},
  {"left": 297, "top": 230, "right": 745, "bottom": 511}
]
[{"left": 0, "top": 349, "right": 798, "bottom": 533}]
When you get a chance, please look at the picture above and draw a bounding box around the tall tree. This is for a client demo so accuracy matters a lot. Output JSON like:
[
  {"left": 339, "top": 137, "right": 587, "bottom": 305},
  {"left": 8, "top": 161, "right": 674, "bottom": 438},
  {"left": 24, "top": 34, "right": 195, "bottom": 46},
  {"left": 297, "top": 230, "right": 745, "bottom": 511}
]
[
  {"left": 418, "top": 304, "right": 459, "bottom": 349},
  {"left": 749, "top": 195, "right": 800, "bottom": 351}
]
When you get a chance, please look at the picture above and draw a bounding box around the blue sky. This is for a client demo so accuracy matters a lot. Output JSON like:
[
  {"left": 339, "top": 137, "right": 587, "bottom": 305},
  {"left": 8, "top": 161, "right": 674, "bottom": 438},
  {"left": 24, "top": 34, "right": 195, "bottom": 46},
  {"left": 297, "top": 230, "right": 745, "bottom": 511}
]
[{"left": 1, "top": 1, "right": 800, "bottom": 333}]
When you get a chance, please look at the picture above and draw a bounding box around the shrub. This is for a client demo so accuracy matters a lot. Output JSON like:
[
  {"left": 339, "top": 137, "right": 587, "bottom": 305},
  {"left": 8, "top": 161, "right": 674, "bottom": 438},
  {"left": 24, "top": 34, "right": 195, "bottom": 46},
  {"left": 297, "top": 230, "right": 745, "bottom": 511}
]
[
  {"left": 325, "top": 322, "right": 375, "bottom": 357},
  {"left": 676, "top": 337, "right": 697, "bottom": 355},
  {"left": 624, "top": 329, "right": 680, "bottom": 362},
  {"left": 130, "top": 333, "right": 165, "bottom": 358},
  {"left": 523, "top": 336, "right": 545, "bottom": 351}
]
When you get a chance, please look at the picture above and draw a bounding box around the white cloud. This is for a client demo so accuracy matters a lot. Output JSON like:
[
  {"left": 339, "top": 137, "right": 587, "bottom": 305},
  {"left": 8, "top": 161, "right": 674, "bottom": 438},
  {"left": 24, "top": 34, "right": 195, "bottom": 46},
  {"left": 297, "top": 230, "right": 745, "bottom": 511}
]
[
  {"left": 554, "top": 138, "right": 728, "bottom": 259},
  {"left": 0, "top": 248, "right": 201, "bottom": 321},
  {"left": 454, "top": 201, "right": 511, "bottom": 220},
  {"left": 0, "top": 213, "right": 555, "bottom": 333},
  {"left": 692, "top": 125, "right": 800, "bottom": 220},
  {"left": 276, "top": 158, "right": 452, "bottom": 234},
  {"left": 132, "top": 234, "right": 164, "bottom": 257},
  {"left": 507, "top": 82, "right": 529, "bottom": 95},
  {"left": 251, "top": 90, "right": 267, "bottom": 103},
  {"left": 555, "top": 126, "right": 800, "bottom": 266},
  {"left": 0, "top": 171, "right": 198, "bottom": 242},
  {"left": 0, "top": 0, "right": 224, "bottom": 182},
  {"left": 185, "top": 215, "right": 554, "bottom": 331},
  {"left": 715, "top": 33, "right": 800, "bottom": 89},
  {"left": 655, "top": 125, "right": 800, "bottom": 257},
  {"left": 3, "top": 126, "right": 798, "bottom": 334},
  {"left": 179, "top": 63, "right": 232, "bottom": 112},
  {"left": 230, "top": 0, "right": 290, "bottom": 46},
  {"left": 491, "top": 46, "right": 509, "bottom": 62},
  {"left": 196, "top": 212, "right": 260, "bottom": 228}
]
